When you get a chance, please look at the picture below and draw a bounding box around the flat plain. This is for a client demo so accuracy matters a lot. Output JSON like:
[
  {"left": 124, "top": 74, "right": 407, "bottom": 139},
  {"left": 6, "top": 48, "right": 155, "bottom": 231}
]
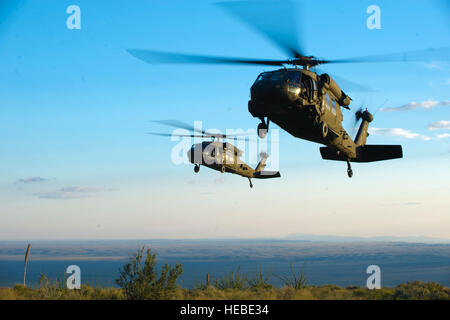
[{"left": 0, "top": 239, "right": 449, "bottom": 288}]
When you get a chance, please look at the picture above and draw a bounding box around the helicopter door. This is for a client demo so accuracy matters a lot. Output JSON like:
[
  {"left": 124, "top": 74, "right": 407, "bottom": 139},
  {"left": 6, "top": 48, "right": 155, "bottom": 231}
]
[
  {"left": 302, "top": 76, "right": 313, "bottom": 101},
  {"left": 301, "top": 75, "right": 317, "bottom": 102}
]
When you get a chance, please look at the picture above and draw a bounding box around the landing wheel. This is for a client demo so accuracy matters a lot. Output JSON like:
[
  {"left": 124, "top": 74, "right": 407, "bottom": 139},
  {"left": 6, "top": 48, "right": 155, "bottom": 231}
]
[
  {"left": 347, "top": 168, "right": 353, "bottom": 178},
  {"left": 194, "top": 165, "right": 200, "bottom": 173},
  {"left": 346, "top": 161, "right": 353, "bottom": 178},
  {"left": 257, "top": 122, "right": 268, "bottom": 139},
  {"left": 221, "top": 166, "right": 226, "bottom": 173}
]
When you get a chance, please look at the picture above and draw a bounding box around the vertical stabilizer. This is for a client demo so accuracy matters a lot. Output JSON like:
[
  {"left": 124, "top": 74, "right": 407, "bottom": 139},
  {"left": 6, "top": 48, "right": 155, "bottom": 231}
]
[{"left": 255, "top": 152, "right": 269, "bottom": 172}]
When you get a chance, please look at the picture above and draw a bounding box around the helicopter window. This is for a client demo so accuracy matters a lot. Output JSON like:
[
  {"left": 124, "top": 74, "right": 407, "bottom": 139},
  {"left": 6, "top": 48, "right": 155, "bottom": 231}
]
[
  {"left": 225, "top": 151, "right": 234, "bottom": 164},
  {"left": 301, "top": 75, "right": 314, "bottom": 100},
  {"left": 325, "top": 94, "right": 332, "bottom": 111},
  {"left": 331, "top": 100, "right": 337, "bottom": 115},
  {"left": 285, "top": 72, "right": 300, "bottom": 83},
  {"left": 270, "top": 71, "right": 285, "bottom": 81},
  {"left": 256, "top": 72, "right": 272, "bottom": 82}
]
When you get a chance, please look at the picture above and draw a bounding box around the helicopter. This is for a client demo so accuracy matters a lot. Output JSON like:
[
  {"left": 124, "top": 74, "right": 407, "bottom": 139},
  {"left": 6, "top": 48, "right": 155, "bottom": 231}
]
[
  {"left": 128, "top": 1, "right": 449, "bottom": 178},
  {"left": 150, "top": 120, "right": 281, "bottom": 188}
]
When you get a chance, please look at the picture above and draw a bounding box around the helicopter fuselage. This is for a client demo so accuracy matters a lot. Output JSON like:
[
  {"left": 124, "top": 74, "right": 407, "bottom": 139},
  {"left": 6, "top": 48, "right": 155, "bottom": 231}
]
[
  {"left": 249, "top": 68, "right": 358, "bottom": 159},
  {"left": 187, "top": 141, "right": 255, "bottom": 178},
  {"left": 186, "top": 141, "right": 280, "bottom": 187}
]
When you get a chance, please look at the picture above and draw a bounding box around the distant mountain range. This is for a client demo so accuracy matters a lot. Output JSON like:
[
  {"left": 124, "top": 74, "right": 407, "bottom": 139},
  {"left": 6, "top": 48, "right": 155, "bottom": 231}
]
[{"left": 285, "top": 233, "right": 450, "bottom": 243}]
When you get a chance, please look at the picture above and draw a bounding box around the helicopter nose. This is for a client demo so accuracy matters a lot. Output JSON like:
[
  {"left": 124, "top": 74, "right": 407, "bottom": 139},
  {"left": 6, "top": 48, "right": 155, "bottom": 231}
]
[{"left": 187, "top": 148, "right": 193, "bottom": 163}]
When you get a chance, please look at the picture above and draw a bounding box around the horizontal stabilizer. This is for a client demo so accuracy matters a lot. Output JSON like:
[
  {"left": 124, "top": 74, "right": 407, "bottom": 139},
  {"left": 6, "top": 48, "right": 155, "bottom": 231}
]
[
  {"left": 320, "top": 145, "right": 403, "bottom": 163},
  {"left": 253, "top": 171, "right": 281, "bottom": 179}
]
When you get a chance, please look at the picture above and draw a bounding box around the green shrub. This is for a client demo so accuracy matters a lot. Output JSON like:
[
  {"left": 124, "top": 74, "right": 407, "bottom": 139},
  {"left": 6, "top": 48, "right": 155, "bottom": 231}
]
[
  {"left": 213, "top": 267, "right": 248, "bottom": 290},
  {"left": 276, "top": 262, "right": 307, "bottom": 289},
  {"left": 393, "top": 281, "right": 450, "bottom": 300},
  {"left": 116, "top": 246, "right": 182, "bottom": 300},
  {"left": 247, "top": 266, "right": 273, "bottom": 290}
]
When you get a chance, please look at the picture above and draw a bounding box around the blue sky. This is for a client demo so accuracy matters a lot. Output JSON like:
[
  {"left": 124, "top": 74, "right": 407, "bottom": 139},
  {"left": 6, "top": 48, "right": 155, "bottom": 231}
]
[{"left": 0, "top": 0, "right": 449, "bottom": 240}]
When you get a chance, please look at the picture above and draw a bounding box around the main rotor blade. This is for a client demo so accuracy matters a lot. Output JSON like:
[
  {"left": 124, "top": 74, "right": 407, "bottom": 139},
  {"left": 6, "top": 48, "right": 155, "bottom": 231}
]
[
  {"left": 325, "top": 47, "right": 450, "bottom": 64},
  {"left": 128, "top": 49, "right": 287, "bottom": 66},
  {"left": 153, "top": 120, "right": 253, "bottom": 138},
  {"left": 317, "top": 69, "right": 374, "bottom": 92},
  {"left": 153, "top": 120, "right": 208, "bottom": 135},
  {"left": 216, "top": 0, "right": 306, "bottom": 58},
  {"left": 148, "top": 132, "right": 256, "bottom": 142},
  {"left": 148, "top": 132, "right": 205, "bottom": 138}
]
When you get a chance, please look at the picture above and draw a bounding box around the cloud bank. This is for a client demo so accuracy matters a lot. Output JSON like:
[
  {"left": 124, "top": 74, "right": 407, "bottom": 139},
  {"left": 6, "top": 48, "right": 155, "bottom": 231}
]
[
  {"left": 369, "top": 127, "right": 431, "bottom": 141},
  {"left": 436, "top": 133, "right": 450, "bottom": 139},
  {"left": 428, "top": 120, "right": 450, "bottom": 131},
  {"left": 381, "top": 99, "right": 450, "bottom": 112},
  {"left": 33, "top": 186, "right": 113, "bottom": 200},
  {"left": 17, "top": 176, "right": 47, "bottom": 184}
]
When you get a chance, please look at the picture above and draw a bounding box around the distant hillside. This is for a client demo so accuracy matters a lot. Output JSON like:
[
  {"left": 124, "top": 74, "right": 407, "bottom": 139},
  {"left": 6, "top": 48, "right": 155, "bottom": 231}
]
[{"left": 285, "top": 234, "right": 450, "bottom": 244}]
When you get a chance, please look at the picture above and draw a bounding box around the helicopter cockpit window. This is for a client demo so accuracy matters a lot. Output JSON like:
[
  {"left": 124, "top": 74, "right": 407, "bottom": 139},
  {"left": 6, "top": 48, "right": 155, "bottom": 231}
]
[
  {"left": 285, "top": 72, "right": 300, "bottom": 84},
  {"left": 256, "top": 73, "right": 272, "bottom": 82},
  {"left": 270, "top": 71, "right": 285, "bottom": 81}
]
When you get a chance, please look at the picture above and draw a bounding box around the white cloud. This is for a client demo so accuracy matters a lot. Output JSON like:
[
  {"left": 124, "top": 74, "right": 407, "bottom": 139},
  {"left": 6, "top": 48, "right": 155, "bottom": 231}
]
[
  {"left": 423, "top": 61, "right": 449, "bottom": 70},
  {"left": 369, "top": 127, "right": 431, "bottom": 141},
  {"left": 17, "top": 176, "right": 47, "bottom": 183},
  {"left": 436, "top": 133, "right": 450, "bottom": 139},
  {"left": 381, "top": 99, "right": 450, "bottom": 112},
  {"left": 428, "top": 120, "right": 450, "bottom": 131},
  {"left": 384, "top": 201, "right": 423, "bottom": 207},
  {"left": 33, "top": 186, "right": 113, "bottom": 200}
]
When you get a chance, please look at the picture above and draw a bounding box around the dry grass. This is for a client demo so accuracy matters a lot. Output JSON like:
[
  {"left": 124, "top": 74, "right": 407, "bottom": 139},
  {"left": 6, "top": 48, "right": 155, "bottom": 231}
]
[{"left": 1, "top": 281, "right": 448, "bottom": 300}]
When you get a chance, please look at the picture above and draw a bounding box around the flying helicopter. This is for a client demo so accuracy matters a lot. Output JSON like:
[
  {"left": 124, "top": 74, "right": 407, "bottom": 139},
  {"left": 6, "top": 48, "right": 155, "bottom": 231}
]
[
  {"left": 150, "top": 120, "right": 281, "bottom": 188},
  {"left": 128, "top": 1, "right": 450, "bottom": 178}
]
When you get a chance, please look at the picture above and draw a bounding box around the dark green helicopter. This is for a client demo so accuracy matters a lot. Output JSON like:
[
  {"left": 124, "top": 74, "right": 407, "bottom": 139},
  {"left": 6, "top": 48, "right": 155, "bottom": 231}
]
[
  {"left": 129, "top": 1, "right": 449, "bottom": 177},
  {"left": 150, "top": 120, "right": 280, "bottom": 188}
]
